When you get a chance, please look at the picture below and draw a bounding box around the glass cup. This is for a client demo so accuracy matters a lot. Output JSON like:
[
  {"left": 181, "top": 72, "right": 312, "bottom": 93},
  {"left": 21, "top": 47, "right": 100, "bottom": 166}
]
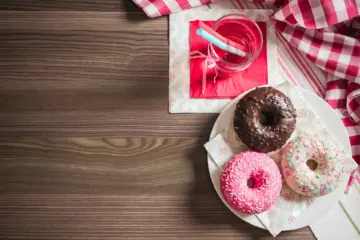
[{"left": 208, "top": 14, "right": 263, "bottom": 73}]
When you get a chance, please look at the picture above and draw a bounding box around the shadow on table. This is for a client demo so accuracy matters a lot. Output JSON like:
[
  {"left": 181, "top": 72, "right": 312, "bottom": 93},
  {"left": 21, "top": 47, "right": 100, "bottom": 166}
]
[
  {"left": 186, "top": 119, "right": 285, "bottom": 240},
  {"left": 123, "top": 0, "right": 150, "bottom": 21}
]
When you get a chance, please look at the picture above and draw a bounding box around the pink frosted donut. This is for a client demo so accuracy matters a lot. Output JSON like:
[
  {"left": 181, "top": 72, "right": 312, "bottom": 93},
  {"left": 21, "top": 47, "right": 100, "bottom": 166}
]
[{"left": 220, "top": 152, "right": 282, "bottom": 214}]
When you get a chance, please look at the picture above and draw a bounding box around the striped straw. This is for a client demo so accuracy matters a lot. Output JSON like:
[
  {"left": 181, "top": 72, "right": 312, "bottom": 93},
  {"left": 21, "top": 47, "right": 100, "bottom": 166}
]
[
  {"left": 344, "top": 168, "right": 358, "bottom": 194},
  {"left": 196, "top": 20, "right": 245, "bottom": 51},
  {"left": 195, "top": 20, "right": 246, "bottom": 57}
]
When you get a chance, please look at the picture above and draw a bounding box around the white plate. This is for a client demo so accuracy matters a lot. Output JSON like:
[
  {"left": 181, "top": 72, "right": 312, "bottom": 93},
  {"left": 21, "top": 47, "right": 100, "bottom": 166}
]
[{"left": 207, "top": 86, "right": 351, "bottom": 230}]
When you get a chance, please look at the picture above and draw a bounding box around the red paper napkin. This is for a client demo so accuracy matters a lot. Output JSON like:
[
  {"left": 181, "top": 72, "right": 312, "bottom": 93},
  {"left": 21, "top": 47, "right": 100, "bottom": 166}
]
[{"left": 189, "top": 20, "right": 268, "bottom": 99}]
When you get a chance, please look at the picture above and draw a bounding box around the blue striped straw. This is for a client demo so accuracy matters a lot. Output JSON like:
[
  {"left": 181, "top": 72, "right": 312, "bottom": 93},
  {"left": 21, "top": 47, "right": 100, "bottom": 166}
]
[{"left": 196, "top": 28, "right": 246, "bottom": 57}]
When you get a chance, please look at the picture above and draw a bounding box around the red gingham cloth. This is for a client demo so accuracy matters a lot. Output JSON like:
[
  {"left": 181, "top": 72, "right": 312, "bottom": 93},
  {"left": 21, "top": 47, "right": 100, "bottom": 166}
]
[{"left": 133, "top": 0, "right": 360, "bottom": 164}]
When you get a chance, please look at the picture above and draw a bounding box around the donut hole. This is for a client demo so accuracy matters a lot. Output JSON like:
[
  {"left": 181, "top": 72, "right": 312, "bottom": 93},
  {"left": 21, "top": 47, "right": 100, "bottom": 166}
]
[
  {"left": 259, "top": 109, "right": 278, "bottom": 126},
  {"left": 247, "top": 178, "right": 256, "bottom": 188},
  {"left": 306, "top": 159, "right": 318, "bottom": 171}
]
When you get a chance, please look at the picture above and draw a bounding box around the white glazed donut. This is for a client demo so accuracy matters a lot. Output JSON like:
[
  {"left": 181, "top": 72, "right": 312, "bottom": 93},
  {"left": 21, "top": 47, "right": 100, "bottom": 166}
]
[{"left": 281, "top": 133, "right": 344, "bottom": 196}]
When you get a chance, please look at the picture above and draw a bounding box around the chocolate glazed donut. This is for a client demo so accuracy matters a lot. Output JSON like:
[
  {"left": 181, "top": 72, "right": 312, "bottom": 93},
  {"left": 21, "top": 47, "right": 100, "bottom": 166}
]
[{"left": 234, "top": 87, "right": 296, "bottom": 153}]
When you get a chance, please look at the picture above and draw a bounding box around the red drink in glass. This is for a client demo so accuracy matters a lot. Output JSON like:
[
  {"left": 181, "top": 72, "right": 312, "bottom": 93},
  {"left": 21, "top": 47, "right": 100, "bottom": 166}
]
[{"left": 209, "top": 14, "right": 263, "bottom": 72}]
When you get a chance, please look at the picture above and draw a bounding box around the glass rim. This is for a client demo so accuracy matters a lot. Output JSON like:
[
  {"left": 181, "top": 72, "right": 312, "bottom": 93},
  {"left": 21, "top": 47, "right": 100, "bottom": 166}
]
[{"left": 209, "top": 13, "right": 264, "bottom": 68}]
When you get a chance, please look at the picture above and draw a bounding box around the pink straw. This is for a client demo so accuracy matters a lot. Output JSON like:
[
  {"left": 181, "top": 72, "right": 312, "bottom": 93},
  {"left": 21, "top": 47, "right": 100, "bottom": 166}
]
[
  {"left": 345, "top": 174, "right": 355, "bottom": 194},
  {"left": 345, "top": 168, "right": 358, "bottom": 194}
]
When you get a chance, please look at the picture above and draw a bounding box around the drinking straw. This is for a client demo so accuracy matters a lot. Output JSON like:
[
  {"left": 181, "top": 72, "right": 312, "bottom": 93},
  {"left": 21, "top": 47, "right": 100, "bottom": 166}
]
[
  {"left": 194, "top": 20, "right": 246, "bottom": 57},
  {"left": 344, "top": 168, "right": 357, "bottom": 194},
  {"left": 196, "top": 20, "right": 245, "bottom": 52}
]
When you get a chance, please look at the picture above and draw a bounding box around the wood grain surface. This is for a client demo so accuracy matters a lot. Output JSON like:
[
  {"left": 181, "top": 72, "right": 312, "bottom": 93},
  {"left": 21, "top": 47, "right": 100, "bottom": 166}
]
[{"left": 0, "top": 1, "right": 314, "bottom": 239}]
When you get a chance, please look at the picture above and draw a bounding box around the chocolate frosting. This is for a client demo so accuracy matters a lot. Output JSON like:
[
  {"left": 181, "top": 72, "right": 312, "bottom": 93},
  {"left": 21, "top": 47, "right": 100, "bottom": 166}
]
[{"left": 233, "top": 87, "right": 296, "bottom": 153}]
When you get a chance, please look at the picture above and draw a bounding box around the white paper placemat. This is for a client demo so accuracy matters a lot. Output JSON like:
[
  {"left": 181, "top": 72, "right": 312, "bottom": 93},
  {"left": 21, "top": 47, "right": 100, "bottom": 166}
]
[
  {"left": 169, "top": 3, "right": 282, "bottom": 113},
  {"left": 310, "top": 171, "right": 360, "bottom": 239}
]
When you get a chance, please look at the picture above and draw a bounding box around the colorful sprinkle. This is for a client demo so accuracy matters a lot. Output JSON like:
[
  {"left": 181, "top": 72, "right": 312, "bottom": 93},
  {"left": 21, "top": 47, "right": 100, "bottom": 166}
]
[{"left": 281, "top": 133, "right": 344, "bottom": 197}]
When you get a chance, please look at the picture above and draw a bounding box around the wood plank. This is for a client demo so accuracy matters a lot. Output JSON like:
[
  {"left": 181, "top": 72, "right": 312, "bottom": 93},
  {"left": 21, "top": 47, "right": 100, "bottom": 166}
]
[
  {"left": 0, "top": 12, "right": 163, "bottom": 31},
  {"left": 0, "top": 12, "right": 167, "bottom": 92},
  {"left": 0, "top": 12, "right": 215, "bottom": 137},
  {"left": 0, "top": 194, "right": 313, "bottom": 239},
  {"left": 0, "top": 137, "right": 314, "bottom": 239},
  {"left": 0, "top": 0, "right": 142, "bottom": 12},
  {"left": 0, "top": 137, "right": 211, "bottom": 194}
]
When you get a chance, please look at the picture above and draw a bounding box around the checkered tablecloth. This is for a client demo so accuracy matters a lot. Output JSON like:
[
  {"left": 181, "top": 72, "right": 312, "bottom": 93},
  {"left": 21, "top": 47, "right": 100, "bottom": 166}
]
[{"left": 133, "top": 0, "right": 360, "bottom": 164}]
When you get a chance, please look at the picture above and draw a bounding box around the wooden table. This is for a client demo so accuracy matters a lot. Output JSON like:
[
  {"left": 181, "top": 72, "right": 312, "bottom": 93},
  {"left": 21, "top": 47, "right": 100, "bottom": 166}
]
[{"left": 0, "top": 1, "right": 314, "bottom": 239}]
